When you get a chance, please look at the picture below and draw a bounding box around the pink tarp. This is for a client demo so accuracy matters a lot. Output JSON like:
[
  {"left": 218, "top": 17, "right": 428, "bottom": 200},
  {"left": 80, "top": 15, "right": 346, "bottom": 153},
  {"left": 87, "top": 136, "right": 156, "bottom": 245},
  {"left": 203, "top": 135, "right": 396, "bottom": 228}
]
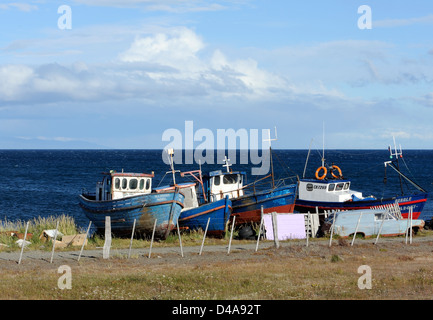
[{"left": 263, "top": 213, "right": 306, "bottom": 240}]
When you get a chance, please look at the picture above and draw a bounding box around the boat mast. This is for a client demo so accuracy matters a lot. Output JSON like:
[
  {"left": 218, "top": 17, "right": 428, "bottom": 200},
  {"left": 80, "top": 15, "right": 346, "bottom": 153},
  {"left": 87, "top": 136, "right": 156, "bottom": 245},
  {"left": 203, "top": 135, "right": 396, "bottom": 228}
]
[
  {"left": 322, "top": 122, "right": 325, "bottom": 168},
  {"left": 166, "top": 148, "right": 180, "bottom": 185},
  {"left": 180, "top": 161, "right": 208, "bottom": 202},
  {"left": 303, "top": 138, "right": 313, "bottom": 179},
  {"left": 388, "top": 136, "right": 404, "bottom": 195},
  {"left": 264, "top": 127, "right": 277, "bottom": 189},
  {"left": 222, "top": 156, "right": 232, "bottom": 172}
]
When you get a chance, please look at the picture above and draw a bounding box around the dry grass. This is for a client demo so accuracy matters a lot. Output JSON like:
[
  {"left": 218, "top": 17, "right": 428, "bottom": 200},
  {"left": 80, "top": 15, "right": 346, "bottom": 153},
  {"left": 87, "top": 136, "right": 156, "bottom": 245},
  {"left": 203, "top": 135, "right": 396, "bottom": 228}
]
[
  {"left": 1, "top": 217, "right": 433, "bottom": 300},
  {"left": 1, "top": 237, "right": 433, "bottom": 300}
]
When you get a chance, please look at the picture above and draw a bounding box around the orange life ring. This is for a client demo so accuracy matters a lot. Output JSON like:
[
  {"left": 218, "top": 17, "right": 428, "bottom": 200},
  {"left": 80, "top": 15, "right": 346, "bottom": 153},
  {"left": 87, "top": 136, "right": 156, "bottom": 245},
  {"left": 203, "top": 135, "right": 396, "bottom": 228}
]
[
  {"left": 315, "top": 166, "right": 327, "bottom": 180},
  {"left": 331, "top": 165, "right": 343, "bottom": 179}
]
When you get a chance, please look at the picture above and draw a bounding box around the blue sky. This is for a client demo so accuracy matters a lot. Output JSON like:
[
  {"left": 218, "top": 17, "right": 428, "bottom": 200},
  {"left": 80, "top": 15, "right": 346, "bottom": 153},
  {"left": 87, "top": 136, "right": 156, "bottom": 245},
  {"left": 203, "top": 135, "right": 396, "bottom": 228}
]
[{"left": 1, "top": 0, "right": 433, "bottom": 149}]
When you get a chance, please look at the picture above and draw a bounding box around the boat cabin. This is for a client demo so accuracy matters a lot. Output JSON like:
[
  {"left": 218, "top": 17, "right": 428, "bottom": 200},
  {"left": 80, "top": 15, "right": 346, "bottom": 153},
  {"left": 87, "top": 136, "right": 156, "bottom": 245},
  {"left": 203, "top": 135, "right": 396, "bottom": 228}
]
[
  {"left": 203, "top": 170, "right": 245, "bottom": 202},
  {"left": 154, "top": 183, "right": 199, "bottom": 211},
  {"left": 96, "top": 171, "right": 154, "bottom": 201},
  {"left": 298, "top": 179, "right": 366, "bottom": 203}
]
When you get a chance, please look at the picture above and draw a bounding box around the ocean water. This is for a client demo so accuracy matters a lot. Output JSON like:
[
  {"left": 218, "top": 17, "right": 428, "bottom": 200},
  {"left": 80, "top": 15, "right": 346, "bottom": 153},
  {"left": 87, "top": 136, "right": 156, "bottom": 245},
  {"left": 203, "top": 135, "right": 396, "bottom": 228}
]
[{"left": 0, "top": 149, "right": 432, "bottom": 230}]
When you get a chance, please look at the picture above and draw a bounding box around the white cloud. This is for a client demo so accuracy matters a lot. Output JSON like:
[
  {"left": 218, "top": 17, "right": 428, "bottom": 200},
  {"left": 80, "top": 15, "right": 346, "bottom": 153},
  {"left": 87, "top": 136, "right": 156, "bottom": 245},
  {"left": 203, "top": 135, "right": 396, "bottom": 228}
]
[
  {"left": 72, "top": 0, "right": 228, "bottom": 12},
  {"left": 119, "top": 28, "right": 205, "bottom": 73},
  {"left": 117, "top": 27, "right": 298, "bottom": 99},
  {"left": 0, "top": 2, "right": 38, "bottom": 12},
  {"left": 0, "top": 65, "right": 34, "bottom": 101},
  {"left": 374, "top": 14, "right": 433, "bottom": 28}
]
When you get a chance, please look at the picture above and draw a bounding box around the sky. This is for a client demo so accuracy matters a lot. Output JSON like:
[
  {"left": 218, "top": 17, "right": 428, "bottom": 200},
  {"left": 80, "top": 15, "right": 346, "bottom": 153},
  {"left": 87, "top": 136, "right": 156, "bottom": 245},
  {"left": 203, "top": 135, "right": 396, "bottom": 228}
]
[{"left": 1, "top": 0, "right": 433, "bottom": 149}]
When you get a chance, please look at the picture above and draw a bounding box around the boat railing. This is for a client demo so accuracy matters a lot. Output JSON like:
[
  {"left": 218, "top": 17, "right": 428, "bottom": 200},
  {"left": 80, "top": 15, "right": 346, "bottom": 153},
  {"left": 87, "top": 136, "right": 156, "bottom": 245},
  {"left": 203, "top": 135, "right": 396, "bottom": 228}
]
[
  {"left": 371, "top": 201, "right": 402, "bottom": 220},
  {"left": 209, "top": 175, "right": 297, "bottom": 202},
  {"left": 244, "top": 175, "right": 297, "bottom": 194}
]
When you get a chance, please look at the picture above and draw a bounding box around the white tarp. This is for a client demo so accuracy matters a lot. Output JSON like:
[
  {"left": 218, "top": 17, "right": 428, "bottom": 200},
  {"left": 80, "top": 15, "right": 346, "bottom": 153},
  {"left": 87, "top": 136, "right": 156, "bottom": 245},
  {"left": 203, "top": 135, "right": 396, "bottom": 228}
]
[
  {"left": 263, "top": 213, "right": 306, "bottom": 240},
  {"left": 41, "top": 229, "right": 64, "bottom": 239},
  {"left": 15, "top": 239, "right": 31, "bottom": 248}
]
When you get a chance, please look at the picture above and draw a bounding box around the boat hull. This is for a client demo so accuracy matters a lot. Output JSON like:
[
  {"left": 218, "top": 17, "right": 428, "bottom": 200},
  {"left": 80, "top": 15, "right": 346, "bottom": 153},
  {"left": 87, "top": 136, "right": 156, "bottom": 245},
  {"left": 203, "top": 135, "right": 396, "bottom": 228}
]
[
  {"left": 231, "top": 184, "right": 297, "bottom": 226},
  {"left": 178, "top": 197, "right": 232, "bottom": 237},
  {"left": 295, "top": 192, "right": 428, "bottom": 220},
  {"left": 79, "top": 190, "right": 184, "bottom": 239}
]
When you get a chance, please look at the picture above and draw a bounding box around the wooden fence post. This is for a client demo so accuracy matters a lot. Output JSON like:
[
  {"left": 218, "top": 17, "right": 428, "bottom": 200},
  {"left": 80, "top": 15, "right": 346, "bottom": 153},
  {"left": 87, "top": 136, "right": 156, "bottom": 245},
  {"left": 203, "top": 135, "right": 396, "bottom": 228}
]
[
  {"left": 328, "top": 211, "right": 336, "bottom": 247},
  {"left": 255, "top": 208, "right": 264, "bottom": 252},
  {"left": 148, "top": 219, "right": 157, "bottom": 258},
  {"left": 78, "top": 221, "right": 92, "bottom": 262},
  {"left": 351, "top": 211, "right": 363, "bottom": 246},
  {"left": 177, "top": 218, "right": 184, "bottom": 258},
  {"left": 199, "top": 218, "right": 210, "bottom": 256},
  {"left": 103, "top": 216, "right": 111, "bottom": 259},
  {"left": 409, "top": 207, "right": 413, "bottom": 244},
  {"left": 271, "top": 212, "right": 279, "bottom": 249},
  {"left": 18, "top": 221, "right": 30, "bottom": 265},
  {"left": 306, "top": 213, "right": 312, "bottom": 247},
  {"left": 374, "top": 210, "right": 387, "bottom": 245},
  {"left": 227, "top": 216, "right": 236, "bottom": 255},
  {"left": 50, "top": 220, "right": 59, "bottom": 263},
  {"left": 128, "top": 219, "right": 136, "bottom": 259}
]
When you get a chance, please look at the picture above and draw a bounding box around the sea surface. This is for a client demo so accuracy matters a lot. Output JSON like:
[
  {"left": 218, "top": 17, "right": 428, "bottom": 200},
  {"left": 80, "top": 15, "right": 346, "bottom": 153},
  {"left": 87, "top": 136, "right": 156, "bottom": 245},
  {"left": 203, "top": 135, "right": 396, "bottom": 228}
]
[{"left": 1, "top": 149, "right": 432, "bottom": 231}]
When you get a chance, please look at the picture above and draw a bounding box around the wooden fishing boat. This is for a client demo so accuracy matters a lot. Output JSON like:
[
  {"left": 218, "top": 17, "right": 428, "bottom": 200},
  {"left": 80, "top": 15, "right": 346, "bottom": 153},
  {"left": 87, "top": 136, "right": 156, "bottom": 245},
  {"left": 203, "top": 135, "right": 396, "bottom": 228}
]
[
  {"left": 158, "top": 150, "right": 232, "bottom": 237},
  {"left": 295, "top": 140, "right": 428, "bottom": 220},
  {"left": 201, "top": 168, "right": 297, "bottom": 226},
  {"left": 295, "top": 177, "right": 428, "bottom": 219},
  {"left": 199, "top": 129, "right": 297, "bottom": 227},
  {"left": 200, "top": 152, "right": 297, "bottom": 227},
  {"left": 79, "top": 171, "right": 184, "bottom": 239}
]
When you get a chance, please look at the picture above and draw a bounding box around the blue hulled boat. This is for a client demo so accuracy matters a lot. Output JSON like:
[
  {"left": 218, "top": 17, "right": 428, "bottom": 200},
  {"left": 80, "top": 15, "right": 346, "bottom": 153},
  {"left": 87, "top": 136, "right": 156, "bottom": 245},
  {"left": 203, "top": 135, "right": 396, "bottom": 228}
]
[
  {"left": 178, "top": 169, "right": 232, "bottom": 236},
  {"left": 201, "top": 168, "right": 297, "bottom": 226},
  {"left": 159, "top": 150, "right": 233, "bottom": 236},
  {"left": 200, "top": 151, "right": 297, "bottom": 227},
  {"left": 79, "top": 171, "right": 184, "bottom": 239},
  {"left": 178, "top": 197, "right": 232, "bottom": 236}
]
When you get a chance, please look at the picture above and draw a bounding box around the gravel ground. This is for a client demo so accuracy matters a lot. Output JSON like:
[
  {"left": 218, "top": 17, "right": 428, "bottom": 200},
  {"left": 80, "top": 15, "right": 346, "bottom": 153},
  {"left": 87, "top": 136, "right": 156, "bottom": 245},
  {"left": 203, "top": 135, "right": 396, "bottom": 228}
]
[{"left": 1, "top": 234, "right": 432, "bottom": 271}]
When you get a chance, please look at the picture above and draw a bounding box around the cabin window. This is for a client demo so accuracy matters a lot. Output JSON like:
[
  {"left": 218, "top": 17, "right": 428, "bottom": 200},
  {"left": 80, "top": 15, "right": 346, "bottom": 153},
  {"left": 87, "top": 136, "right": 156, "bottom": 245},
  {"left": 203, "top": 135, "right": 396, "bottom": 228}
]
[
  {"left": 214, "top": 176, "right": 220, "bottom": 186},
  {"left": 223, "top": 174, "right": 238, "bottom": 184},
  {"left": 344, "top": 183, "right": 350, "bottom": 190},
  {"left": 328, "top": 184, "right": 335, "bottom": 192},
  {"left": 146, "top": 179, "right": 150, "bottom": 190},
  {"left": 115, "top": 178, "right": 120, "bottom": 190},
  {"left": 335, "top": 183, "right": 344, "bottom": 191},
  {"left": 139, "top": 179, "right": 145, "bottom": 190},
  {"left": 122, "top": 178, "right": 127, "bottom": 189},
  {"left": 129, "top": 178, "right": 138, "bottom": 190}
]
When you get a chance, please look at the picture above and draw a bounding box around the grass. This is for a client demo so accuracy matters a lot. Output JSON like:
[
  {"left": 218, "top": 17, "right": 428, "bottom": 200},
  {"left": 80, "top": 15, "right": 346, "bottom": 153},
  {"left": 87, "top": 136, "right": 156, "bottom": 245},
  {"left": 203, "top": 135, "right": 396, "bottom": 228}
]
[
  {"left": 2, "top": 215, "right": 433, "bottom": 300},
  {"left": 2, "top": 240, "right": 433, "bottom": 300},
  {"left": 0, "top": 215, "right": 81, "bottom": 251},
  {"left": 0, "top": 215, "right": 242, "bottom": 252}
]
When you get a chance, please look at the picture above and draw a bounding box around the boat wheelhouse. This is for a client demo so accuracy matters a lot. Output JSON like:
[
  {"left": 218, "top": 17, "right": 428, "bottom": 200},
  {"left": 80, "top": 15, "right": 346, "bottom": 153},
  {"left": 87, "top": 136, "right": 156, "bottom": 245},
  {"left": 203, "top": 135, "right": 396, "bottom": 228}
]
[
  {"left": 95, "top": 171, "right": 154, "bottom": 201},
  {"left": 79, "top": 170, "right": 184, "bottom": 239},
  {"left": 203, "top": 169, "right": 245, "bottom": 202},
  {"left": 298, "top": 179, "right": 369, "bottom": 204}
]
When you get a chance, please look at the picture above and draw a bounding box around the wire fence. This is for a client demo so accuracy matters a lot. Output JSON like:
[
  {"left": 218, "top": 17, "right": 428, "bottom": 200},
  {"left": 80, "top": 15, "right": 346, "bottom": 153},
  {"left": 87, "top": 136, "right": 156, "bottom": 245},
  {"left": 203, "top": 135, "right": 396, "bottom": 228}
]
[{"left": 1, "top": 204, "right": 423, "bottom": 265}]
